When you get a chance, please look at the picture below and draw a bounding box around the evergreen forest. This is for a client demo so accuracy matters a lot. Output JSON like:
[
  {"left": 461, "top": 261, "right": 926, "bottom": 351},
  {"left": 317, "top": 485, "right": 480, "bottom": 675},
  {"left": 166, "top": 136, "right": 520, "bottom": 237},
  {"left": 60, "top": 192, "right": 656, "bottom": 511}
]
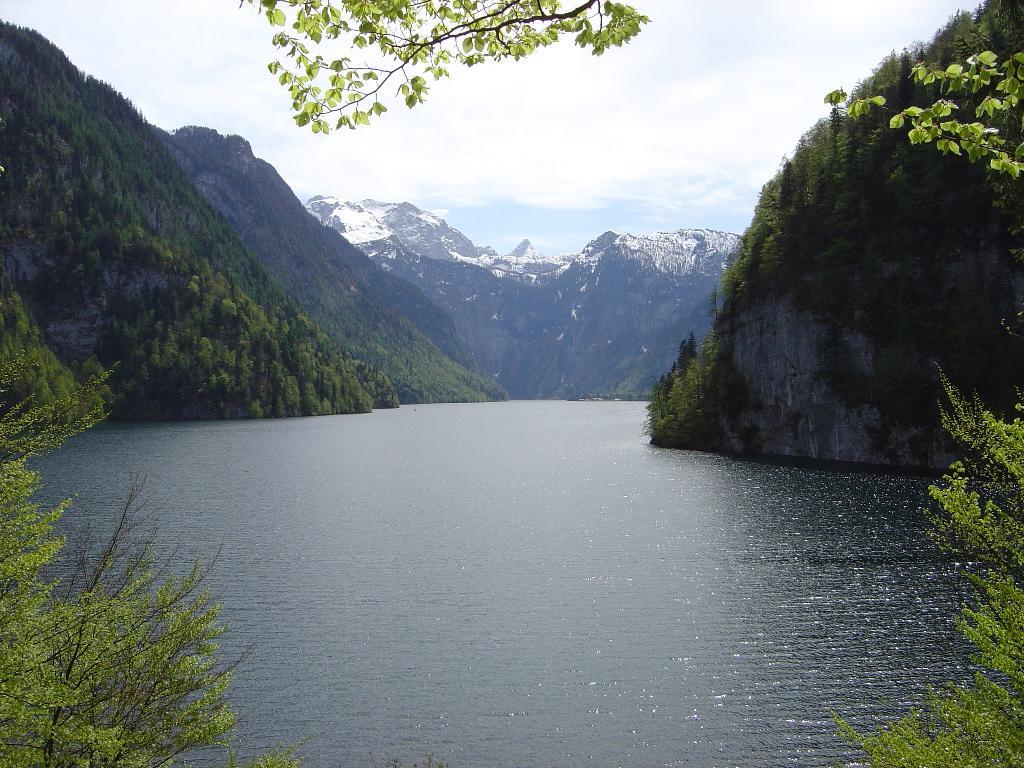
[
  {"left": 649, "top": 5, "right": 1024, "bottom": 460},
  {"left": 0, "top": 22, "right": 502, "bottom": 418}
]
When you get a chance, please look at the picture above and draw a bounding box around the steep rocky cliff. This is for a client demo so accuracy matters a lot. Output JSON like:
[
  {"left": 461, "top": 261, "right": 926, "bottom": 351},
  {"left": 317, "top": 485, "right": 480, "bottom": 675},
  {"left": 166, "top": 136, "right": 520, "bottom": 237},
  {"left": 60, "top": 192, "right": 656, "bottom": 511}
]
[{"left": 713, "top": 297, "right": 956, "bottom": 466}]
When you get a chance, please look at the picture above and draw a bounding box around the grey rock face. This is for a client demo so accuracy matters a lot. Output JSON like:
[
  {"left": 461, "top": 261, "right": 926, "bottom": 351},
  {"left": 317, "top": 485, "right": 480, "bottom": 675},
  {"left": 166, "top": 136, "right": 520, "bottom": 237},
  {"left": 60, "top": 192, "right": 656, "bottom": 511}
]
[{"left": 716, "top": 296, "right": 956, "bottom": 467}]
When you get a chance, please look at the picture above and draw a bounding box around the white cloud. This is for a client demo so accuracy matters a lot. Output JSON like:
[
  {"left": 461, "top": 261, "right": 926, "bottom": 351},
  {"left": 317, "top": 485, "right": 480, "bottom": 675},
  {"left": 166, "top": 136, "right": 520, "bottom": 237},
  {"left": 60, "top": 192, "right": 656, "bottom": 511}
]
[{"left": 3, "top": 0, "right": 973, "bottom": 240}]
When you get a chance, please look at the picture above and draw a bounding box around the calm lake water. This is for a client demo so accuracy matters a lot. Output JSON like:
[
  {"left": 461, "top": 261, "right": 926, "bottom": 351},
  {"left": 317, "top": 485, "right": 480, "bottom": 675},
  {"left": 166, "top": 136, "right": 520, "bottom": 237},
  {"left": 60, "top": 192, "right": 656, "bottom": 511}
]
[{"left": 35, "top": 401, "right": 968, "bottom": 768}]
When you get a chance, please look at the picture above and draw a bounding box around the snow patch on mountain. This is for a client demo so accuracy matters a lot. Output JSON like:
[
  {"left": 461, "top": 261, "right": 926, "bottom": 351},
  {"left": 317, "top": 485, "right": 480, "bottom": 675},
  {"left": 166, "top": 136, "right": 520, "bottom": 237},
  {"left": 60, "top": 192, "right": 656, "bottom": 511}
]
[
  {"left": 305, "top": 197, "right": 392, "bottom": 244},
  {"left": 307, "top": 196, "right": 483, "bottom": 262},
  {"left": 579, "top": 229, "right": 741, "bottom": 275},
  {"left": 304, "top": 196, "right": 739, "bottom": 281}
]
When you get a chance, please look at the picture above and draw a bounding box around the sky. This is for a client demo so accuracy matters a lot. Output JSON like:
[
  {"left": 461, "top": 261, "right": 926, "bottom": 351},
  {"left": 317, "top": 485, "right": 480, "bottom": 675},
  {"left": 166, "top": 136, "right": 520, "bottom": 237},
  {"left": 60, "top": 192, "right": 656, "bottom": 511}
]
[{"left": 3, "top": 0, "right": 974, "bottom": 253}]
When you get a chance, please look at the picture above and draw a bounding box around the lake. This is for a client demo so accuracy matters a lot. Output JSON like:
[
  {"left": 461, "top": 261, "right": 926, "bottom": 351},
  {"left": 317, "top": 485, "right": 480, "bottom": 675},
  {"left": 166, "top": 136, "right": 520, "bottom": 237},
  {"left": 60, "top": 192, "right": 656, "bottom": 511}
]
[{"left": 35, "top": 400, "right": 968, "bottom": 768}]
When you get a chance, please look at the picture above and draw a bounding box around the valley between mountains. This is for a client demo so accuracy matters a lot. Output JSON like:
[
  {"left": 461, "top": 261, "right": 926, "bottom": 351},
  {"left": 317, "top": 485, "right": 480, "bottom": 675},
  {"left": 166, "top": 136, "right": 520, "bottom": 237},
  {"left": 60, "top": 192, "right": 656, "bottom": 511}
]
[
  {"left": 0, "top": 24, "right": 738, "bottom": 418},
  {"left": 305, "top": 196, "right": 738, "bottom": 398},
  {"left": 166, "top": 124, "right": 738, "bottom": 402}
]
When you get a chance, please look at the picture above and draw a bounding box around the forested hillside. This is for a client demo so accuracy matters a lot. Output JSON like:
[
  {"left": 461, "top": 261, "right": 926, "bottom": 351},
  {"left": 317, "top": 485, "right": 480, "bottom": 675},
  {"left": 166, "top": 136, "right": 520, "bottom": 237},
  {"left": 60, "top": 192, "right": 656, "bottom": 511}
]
[
  {"left": 649, "top": 5, "right": 1024, "bottom": 467},
  {"left": 0, "top": 23, "right": 397, "bottom": 418},
  {"left": 161, "top": 127, "right": 504, "bottom": 404}
]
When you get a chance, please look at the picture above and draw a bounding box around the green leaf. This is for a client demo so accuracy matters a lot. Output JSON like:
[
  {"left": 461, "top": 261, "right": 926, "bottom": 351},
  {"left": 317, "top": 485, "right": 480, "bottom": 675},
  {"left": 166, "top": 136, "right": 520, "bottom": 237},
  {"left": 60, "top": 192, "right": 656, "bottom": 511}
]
[{"left": 824, "top": 89, "right": 847, "bottom": 106}]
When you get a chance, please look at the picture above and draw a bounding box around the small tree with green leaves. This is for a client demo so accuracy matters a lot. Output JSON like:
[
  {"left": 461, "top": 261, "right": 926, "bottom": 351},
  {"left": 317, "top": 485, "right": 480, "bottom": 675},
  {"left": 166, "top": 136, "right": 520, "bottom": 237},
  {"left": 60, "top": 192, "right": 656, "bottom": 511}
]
[
  {"left": 830, "top": 30, "right": 1024, "bottom": 765},
  {"left": 840, "top": 384, "right": 1024, "bottom": 766},
  {"left": 0, "top": 356, "right": 293, "bottom": 767}
]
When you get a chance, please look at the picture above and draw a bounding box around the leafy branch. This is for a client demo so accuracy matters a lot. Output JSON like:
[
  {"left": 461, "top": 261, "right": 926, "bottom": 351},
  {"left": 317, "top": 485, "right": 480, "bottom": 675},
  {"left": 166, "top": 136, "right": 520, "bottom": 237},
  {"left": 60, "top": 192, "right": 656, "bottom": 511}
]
[
  {"left": 247, "top": 0, "right": 648, "bottom": 133},
  {"left": 826, "top": 49, "right": 1024, "bottom": 177}
]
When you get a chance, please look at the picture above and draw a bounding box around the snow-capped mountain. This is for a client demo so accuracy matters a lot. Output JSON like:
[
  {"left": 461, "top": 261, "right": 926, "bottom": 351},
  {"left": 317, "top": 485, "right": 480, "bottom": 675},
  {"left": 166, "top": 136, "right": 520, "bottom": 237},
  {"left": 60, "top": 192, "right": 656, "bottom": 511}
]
[
  {"left": 578, "top": 229, "right": 740, "bottom": 276},
  {"left": 305, "top": 196, "right": 736, "bottom": 283},
  {"left": 305, "top": 196, "right": 740, "bottom": 397},
  {"left": 306, "top": 197, "right": 482, "bottom": 262},
  {"left": 305, "top": 196, "right": 575, "bottom": 282}
]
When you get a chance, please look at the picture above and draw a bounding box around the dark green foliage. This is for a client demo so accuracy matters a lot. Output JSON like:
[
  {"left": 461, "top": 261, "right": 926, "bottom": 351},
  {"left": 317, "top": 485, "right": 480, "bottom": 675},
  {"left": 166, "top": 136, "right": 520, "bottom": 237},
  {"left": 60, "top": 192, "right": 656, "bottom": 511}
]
[
  {"left": 647, "top": 359, "right": 705, "bottom": 448},
  {"left": 675, "top": 332, "right": 697, "bottom": 373},
  {"left": 651, "top": 6, "right": 1024, "bottom": 454},
  {"left": 0, "top": 23, "right": 397, "bottom": 418},
  {"left": 646, "top": 331, "right": 748, "bottom": 449}
]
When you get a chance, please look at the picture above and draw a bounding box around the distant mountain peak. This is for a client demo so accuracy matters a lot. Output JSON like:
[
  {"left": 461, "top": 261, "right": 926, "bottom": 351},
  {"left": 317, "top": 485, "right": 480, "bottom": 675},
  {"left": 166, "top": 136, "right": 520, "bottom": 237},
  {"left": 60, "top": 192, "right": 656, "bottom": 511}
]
[
  {"left": 509, "top": 239, "right": 536, "bottom": 258},
  {"left": 580, "top": 228, "right": 741, "bottom": 275},
  {"left": 306, "top": 197, "right": 481, "bottom": 260},
  {"left": 304, "top": 197, "right": 739, "bottom": 284}
]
